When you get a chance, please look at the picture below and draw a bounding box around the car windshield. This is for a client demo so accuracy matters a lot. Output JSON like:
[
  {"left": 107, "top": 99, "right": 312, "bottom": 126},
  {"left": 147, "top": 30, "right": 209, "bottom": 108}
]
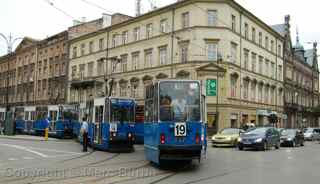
[
  {"left": 245, "top": 128, "right": 268, "bottom": 135},
  {"left": 110, "top": 99, "right": 135, "bottom": 123},
  {"left": 159, "top": 81, "right": 200, "bottom": 122},
  {"left": 220, "top": 128, "right": 239, "bottom": 135},
  {"left": 281, "top": 129, "right": 296, "bottom": 136}
]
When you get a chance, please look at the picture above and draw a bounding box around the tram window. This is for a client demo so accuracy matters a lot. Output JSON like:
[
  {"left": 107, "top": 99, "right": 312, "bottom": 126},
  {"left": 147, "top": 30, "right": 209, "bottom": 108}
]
[
  {"left": 49, "top": 111, "right": 58, "bottom": 121},
  {"left": 95, "top": 106, "right": 104, "bottom": 122},
  {"left": 0, "top": 112, "right": 4, "bottom": 121},
  {"left": 24, "top": 112, "right": 29, "bottom": 121},
  {"left": 105, "top": 99, "right": 110, "bottom": 123},
  {"left": 31, "top": 112, "right": 36, "bottom": 121},
  {"left": 110, "top": 100, "right": 135, "bottom": 123},
  {"left": 145, "top": 85, "right": 154, "bottom": 122},
  {"left": 159, "top": 81, "right": 201, "bottom": 122}
]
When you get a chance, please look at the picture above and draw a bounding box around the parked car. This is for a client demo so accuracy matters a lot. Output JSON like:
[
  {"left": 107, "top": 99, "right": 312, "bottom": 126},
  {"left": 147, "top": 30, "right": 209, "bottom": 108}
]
[
  {"left": 303, "top": 128, "right": 320, "bottom": 141},
  {"left": 280, "top": 129, "right": 304, "bottom": 147},
  {"left": 211, "top": 128, "right": 244, "bottom": 147},
  {"left": 238, "top": 127, "right": 280, "bottom": 151}
]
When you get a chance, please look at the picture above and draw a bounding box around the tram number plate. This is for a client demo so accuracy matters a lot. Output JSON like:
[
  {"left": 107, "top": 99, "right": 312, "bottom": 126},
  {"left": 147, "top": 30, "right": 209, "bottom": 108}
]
[{"left": 175, "top": 122, "right": 187, "bottom": 137}]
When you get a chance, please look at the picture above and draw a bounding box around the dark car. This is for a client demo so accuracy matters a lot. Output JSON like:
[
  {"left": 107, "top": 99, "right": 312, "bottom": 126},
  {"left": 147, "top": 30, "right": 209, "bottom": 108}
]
[
  {"left": 238, "top": 127, "right": 280, "bottom": 151},
  {"left": 280, "top": 129, "right": 304, "bottom": 147}
]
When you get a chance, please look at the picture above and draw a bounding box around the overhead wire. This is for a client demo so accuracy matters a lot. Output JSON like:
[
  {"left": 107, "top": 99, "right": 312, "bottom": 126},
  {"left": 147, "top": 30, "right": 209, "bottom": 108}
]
[{"left": 43, "top": 0, "right": 79, "bottom": 21}]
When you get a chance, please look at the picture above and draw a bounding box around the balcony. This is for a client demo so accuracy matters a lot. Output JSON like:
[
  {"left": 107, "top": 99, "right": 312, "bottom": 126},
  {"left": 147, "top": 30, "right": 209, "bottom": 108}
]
[{"left": 70, "top": 72, "right": 103, "bottom": 89}]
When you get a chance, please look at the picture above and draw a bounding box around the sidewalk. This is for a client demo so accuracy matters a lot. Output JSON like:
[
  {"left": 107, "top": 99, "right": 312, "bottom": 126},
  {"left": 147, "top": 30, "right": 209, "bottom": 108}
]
[{"left": 0, "top": 134, "right": 59, "bottom": 141}]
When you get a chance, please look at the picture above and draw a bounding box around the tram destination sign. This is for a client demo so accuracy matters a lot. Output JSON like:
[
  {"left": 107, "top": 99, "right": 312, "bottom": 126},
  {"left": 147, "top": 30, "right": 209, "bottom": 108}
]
[{"left": 206, "top": 79, "right": 217, "bottom": 96}]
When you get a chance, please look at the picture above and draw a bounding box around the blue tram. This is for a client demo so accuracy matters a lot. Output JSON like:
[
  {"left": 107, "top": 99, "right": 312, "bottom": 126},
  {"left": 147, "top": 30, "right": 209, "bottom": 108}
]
[
  {"left": 14, "top": 106, "right": 36, "bottom": 134},
  {"left": 144, "top": 80, "right": 207, "bottom": 165},
  {"left": 32, "top": 105, "right": 78, "bottom": 138},
  {"left": 85, "top": 97, "right": 136, "bottom": 151}
]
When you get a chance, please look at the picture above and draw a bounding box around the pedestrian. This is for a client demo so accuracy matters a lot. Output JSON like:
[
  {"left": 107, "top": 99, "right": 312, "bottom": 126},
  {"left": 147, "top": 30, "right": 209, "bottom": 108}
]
[{"left": 80, "top": 117, "right": 89, "bottom": 152}]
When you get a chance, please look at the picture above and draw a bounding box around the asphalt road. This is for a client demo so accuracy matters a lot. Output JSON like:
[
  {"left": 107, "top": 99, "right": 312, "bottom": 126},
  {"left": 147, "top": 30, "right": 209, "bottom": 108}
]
[{"left": 0, "top": 137, "right": 319, "bottom": 184}]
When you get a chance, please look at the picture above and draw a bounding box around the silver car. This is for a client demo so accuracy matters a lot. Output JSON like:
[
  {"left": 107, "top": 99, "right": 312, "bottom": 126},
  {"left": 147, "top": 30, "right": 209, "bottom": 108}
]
[{"left": 303, "top": 128, "right": 320, "bottom": 141}]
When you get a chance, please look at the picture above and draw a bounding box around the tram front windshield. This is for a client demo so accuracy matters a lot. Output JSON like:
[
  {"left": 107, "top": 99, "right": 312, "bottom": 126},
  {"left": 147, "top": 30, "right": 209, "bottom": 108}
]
[
  {"left": 110, "top": 99, "right": 135, "bottom": 123},
  {"left": 159, "top": 81, "right": 200, "bottom": 122}
]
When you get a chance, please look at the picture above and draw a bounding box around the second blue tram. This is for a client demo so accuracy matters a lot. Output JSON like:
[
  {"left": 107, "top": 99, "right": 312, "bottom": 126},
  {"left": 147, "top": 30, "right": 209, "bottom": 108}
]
[
  {"left": 144, "top": 80, "right": 207, "bottom": 165},
  {"left": 86, "top": 97, "right": 136, "bottom": 151}
]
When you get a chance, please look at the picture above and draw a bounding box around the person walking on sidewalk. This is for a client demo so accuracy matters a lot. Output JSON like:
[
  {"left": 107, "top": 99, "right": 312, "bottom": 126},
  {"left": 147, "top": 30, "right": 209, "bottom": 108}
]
[
  {"left": 80, "top": 117, "right": 89, "bottom": 152},
  {"left": 0, "top": 122, "right": 4, "bottom": 135}
]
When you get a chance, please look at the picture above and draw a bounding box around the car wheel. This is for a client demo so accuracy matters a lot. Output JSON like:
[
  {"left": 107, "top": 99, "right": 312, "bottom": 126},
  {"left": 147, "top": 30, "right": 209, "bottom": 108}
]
[
  {"left": 275, "top": 141, "right": 280, "bottom": 149},
  {"left": 238, "top": 145, "right": 243, "bottom": 151}
]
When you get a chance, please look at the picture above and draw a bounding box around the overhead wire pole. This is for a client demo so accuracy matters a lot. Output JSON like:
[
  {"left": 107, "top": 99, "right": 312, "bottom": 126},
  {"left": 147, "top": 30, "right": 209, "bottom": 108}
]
[{"left": 0, "top": 33, "right": 23, "bottom": 135}]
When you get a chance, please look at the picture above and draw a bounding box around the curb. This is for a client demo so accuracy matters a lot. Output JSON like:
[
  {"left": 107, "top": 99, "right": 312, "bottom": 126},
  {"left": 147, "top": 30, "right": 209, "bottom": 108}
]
[{"left": 0, "top": 136, "right": 60, "bottom": 142}]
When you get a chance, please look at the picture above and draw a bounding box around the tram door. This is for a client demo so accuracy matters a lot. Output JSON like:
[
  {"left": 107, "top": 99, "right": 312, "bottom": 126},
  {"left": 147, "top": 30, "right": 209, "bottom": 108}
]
[
  {"left": 93, "top": 98, "right": 104, "bottom": 144},
  {"left": 48, "top": 106, "right": 59, "bottom": 131}
]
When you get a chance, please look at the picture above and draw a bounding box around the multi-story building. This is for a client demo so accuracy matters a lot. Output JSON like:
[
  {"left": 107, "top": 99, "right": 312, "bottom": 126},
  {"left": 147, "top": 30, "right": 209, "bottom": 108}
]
[
  {"left": 36, "top": 31, "right": 68, "bottom": 105},
  {"left": 0, "top": 15, "right": 115, "bottom": 107},
  {"left": 68, "top": 0, "right": 285, "bottom": 133},
  {"left": 273, "top": 15, "right": 319, "bottom": 128}
]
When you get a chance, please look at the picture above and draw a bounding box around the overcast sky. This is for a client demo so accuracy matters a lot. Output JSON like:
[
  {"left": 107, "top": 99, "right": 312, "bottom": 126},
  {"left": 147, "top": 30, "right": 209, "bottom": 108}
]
[{"left": 1, "top": 0, "right": 319, "bottom": 56}]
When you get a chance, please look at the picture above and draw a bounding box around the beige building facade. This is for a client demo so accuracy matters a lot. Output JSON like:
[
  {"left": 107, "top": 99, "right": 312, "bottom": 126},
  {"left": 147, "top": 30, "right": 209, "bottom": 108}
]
[{"left": 68, "top": 0, "right": 285, "bottom": 133}]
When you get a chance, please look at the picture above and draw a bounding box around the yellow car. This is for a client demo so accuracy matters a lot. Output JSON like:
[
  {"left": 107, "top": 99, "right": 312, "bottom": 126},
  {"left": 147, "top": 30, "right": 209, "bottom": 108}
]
[{"left": 211, "top": 128, "right": 244, "bottom": 147}]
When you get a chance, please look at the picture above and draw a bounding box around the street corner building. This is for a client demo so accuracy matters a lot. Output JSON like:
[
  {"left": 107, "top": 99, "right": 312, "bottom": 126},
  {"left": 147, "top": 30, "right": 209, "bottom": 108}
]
[{"left": 0, "top": 0, "right": 319, "bottom": 135}]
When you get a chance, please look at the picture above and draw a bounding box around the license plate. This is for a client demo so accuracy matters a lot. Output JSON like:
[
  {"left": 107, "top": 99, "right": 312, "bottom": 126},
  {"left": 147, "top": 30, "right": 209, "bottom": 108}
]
[{"left": 174, "top": 122, "right": 186, "bottom": 137}]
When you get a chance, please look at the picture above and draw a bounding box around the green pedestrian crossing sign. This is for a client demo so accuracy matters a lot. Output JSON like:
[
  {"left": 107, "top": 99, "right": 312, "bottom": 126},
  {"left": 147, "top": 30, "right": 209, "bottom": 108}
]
[{"left": 206, "top": 79, "right": 217, "bottom": 96}]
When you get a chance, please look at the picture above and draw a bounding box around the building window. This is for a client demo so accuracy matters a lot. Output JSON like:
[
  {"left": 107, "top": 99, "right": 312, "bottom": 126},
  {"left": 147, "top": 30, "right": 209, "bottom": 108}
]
[
  {"left": 258, "top": 56, "right": 263, "bottom": 74},
  {"left": 79, "top": 64, "right": 85, "bottom": 78},
  {"left": 80, "top": 43, "right": 85, "bottom": 56},
  {"left": 230, "top": 42, "right": 237, "bottom": 63},
  {"left": 121, "top": 55, "right": 128, "bottom": 72},
  {"left": 72, "top": 47, "right": 77, "bottom": 58},
  {"left": 271, "top": 88, "right": 275, "bottom": 105},
  {"left": 244, "top": 23, "right": 249, "bottom": 39},
  {"left": 271, "top": 62, "right": 275, "bottom": 79},
  {"left": 87, "top": 62, "right": 94, "bottom": 77},
  {"left": 278, "top": 45, "right": 282, "bottom": 57},
  {"left": 278, "top": 65, "right": 283, "bottom": 80},
  {"left": 132, "top": 53, "right": 139, "bottom": 70},
  {"left": 258, "top": 84, "right": 263, "bottom": 103},
  {"left": 133, "top": 27, "right": 140, "bottom": 41},
  {"left": 265, "top": 59, "right": 269, "bottom": 76},
  {"left": 264, "top": 86, "right": 269, "bottom": 104},
  {"left": 230, "top": 76, "right": 237, "bottom": 97},
  {"left": 182, "top": 12, "right": 190, "bottom": 28},
  {"left": 122, "top": 31, "right": 128, "bottom": 44},
  {"left": 99, "top": 38, "right": 104, "bottom": 50},
  {"left": 271, "top": 40, "right": 274, "bottom": 53},
  {"left": 231, "top": 15, "right": 236, "bottom": 32},
  {"left": 160, "top": 19, "right": 168, "bottom": 33},
  {"left": 112, "top": 34, "right": 117, "bottom": 47},
  {"left": 259, "top": 32, "right": 262, "bottom": 46},
  {"left": 97, "top": 60, "right": 104, "bottom": 76},
  {"left": 252, "top": 27, "right": 256, "bottom": 43},
  {"left": 120, "top": 85, "right": 127, "bottom": 97},
  {"left": 207, "top": 43, "right": 218, "bottom": 61},
  {"left": 244, "top": 49, "right": 249, "bottom": 70},
  {"left": 159, "top": 46, "right": 167, "bottom": 65},
  {"left": 146, "top": 24, "right": 153, "bottom": 39},
  {"left": 251, "top": 82, "right": 256, "bottom": 101},
  {"left": 180, "top": 44, "right": 188, "bottom": 63},
  {"left": 251, "top": 53, "right": 256, "bottom": 72},
  {"left": 208, "top": 10, "right": 217, "bottom": 26},
  {"left": 145, "top": 49, "right": 153, "bottom": 68},
  {"left": 243, "top": 80, "right": 249, "bottom": 100},
  {"left": 89, "top": 41, "right": 94, "bottom": 53},
  {"left": 265, "top": 36, "right": 269, "bottom": 50}
]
